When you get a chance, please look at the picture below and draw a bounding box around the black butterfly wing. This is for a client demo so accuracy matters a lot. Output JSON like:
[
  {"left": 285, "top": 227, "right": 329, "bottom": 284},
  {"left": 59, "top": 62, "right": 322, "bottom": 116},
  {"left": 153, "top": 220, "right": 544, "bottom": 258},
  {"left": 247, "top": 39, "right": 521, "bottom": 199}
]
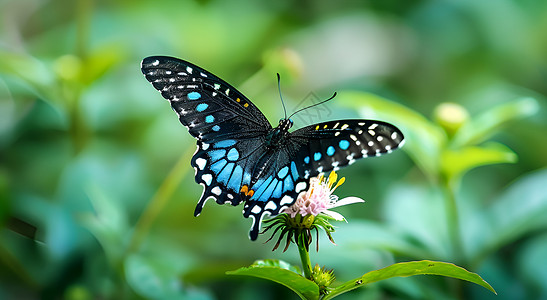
[
  {"left": 141, "top": 56, "right": 272, "bottom": 141},
  {"left": 240, "top": 120, "right": 404, "bottom": 240},
  {"left": 240, "top": 143, "right": 310, "bottom": 240},
  {"left": 141, "top": 56, "right": 273, "bottom": 218},
  {"left": 287, "top": 119, "right": 405, "bottom": 180}
]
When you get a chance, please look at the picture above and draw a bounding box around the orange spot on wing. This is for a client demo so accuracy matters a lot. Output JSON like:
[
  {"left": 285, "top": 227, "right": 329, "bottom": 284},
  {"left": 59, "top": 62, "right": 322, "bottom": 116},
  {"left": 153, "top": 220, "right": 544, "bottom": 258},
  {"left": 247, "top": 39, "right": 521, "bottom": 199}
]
[
  {"left": 244, "top": 103, "right": 249, "bottom": 108},
  {"left": 236, "top": 98, "right": 241, "bottom": 102},
  {"left": 240, "top": 185, "right": 255, "bottom": 197}
]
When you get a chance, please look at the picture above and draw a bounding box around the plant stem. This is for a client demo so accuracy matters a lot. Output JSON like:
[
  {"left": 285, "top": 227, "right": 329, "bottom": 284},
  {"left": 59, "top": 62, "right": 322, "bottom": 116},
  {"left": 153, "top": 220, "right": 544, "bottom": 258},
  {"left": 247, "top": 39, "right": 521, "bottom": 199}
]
[
  {"left": 127, "top": 146, "right": 194, "bottom": 253},
  {"left": 442, "top": 179, "right": 464, "bottom": 265},
  {"left": 297, "top": 232, "right": 313, "bottom": 280}
]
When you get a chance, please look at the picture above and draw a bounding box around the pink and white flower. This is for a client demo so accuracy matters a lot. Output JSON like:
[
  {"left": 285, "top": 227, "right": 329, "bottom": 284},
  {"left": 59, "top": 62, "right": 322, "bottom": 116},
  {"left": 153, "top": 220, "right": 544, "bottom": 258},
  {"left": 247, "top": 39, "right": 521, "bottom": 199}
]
[{"left": 282, "top": 171, "right": 364, "bottom": 221}]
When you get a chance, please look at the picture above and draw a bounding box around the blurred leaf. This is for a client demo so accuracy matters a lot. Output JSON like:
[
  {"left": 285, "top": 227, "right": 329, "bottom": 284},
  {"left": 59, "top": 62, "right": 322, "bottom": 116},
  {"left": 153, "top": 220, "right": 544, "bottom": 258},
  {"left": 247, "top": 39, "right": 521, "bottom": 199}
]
[
  {"left": 125, "top": 254, "right": 180, "bottom": 299},
  {"left": 0, "top": 50, "right": 59, "bottom": 102},
  {"left": 468, "top": 169, "right": 547, "bottom": 263},
  {"left": 79, "top": 184, "right": 130, "bottom": 265},
  {"left": 517, "top": 233, "right": 547, "bottom": 296},
  {"left": 227, "top": 259, "right": 319, "bottom": 300},
  {"left": 451, "top": 97, "right": 539, "bottom": 147},
  {"left": 441, "top": 142, "right": 517, "bottom": 184},
  {"left": 337, "top": 91, "right": 446, "bottom": 180},
  {"left": 325, "top": 260, "right": 496, "bottom": 299},
  {"left": 79, "top": 45, "right": 124, "bottom": 85},
  {"left": 382, "top": 183, "right": 452, "bottom": 259}
]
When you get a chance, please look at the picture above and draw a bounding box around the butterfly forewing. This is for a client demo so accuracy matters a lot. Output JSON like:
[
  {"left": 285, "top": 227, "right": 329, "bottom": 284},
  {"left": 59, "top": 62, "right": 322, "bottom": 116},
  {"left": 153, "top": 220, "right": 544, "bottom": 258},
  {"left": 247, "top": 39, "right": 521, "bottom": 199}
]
[
  {"left": 288, "top": 120, "right": 404, "bottom": 178},
  {"left": 141, "top": 56, "right": 272, "bottom": 141}
]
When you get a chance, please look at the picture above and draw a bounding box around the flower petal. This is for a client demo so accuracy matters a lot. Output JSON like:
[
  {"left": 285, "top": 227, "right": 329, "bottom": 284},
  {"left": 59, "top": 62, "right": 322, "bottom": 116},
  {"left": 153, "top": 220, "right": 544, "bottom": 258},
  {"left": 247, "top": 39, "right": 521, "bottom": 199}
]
[
  {"left": 330, "top": 196, "right": 365, "bottom": 208},
  {"left": 322, "top": 210, "right": 346, "bottom": 221}
]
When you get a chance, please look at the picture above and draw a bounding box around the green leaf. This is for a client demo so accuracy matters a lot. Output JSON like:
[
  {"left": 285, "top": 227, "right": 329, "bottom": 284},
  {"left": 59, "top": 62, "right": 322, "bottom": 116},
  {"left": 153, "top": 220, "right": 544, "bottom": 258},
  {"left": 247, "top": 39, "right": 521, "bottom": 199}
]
[
  {"left": 324, "top": 260, "right": 496, "bottom": 299},
  {"left": 226, "top": 259, "right": 320, "bottom": 300},
  {"left": 468, "top": 169, "right": 547, "bottom": 263},
  {"left": 451, "top": 97, "right": 539, "bottom": 147},
  {"left": 337, "top": 91, "right": 446, "bottom": 180},
  {"left": 441, "top": 142, "right": 517, "bottom": 184}
]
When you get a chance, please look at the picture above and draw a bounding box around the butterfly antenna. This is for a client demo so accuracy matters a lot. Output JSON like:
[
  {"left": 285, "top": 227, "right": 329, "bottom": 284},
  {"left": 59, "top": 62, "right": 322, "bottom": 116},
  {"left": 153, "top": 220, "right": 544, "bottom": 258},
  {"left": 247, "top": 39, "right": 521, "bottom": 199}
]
[
  {"left": 288, "top": 92, "right": 337, "bottom": 119},
  {"left": 277, "top": 73, "right": 288, "bottom": 120}
]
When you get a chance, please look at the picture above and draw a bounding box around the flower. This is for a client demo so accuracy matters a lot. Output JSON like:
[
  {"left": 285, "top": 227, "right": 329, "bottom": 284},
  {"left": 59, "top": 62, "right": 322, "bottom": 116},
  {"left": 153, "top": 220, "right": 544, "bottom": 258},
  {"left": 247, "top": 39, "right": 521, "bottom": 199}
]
[
  {"left": 262, "top": 171, "right": 365, "bottom": 251},
  {"left": 281, "top": 171, "right": 364, "bottom": 221}
]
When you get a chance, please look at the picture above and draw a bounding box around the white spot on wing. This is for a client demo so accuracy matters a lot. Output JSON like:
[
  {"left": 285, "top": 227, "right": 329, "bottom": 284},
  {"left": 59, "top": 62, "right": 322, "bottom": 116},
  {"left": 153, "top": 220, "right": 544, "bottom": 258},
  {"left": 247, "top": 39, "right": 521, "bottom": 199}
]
[
  {"left": 202, "top": 174, "right": 212, "bottom": 185},
  {"left": 165, "top": 71, "right": 172, "bottom": 75},
  {"left": 196, "top": 158, "right": 207, "bottom": 170},
  {"left": 251, "top": 205, "right": 262, "bottom": 214},
  {"left": 265, "top": 201, "right": 277, "bottom": 211},
  {"left": 152, "top": 60, "right": 159, "bottom": 66},
  {"left": 186, "top": 66, "right": 193, "bottom": 74},
  {"left": 341, "top": 124, "right": 349, "bottom": 130},
  {"left": 295, "top": 182, "right": 307, "bottom": 192},
  {"left": 391, "top": 132, "right": 398, "bottom": 140},
  {"left": 280, "top": 195, "right": 294, "bottom": 206},
  {"left": 212, "top": 186, "right": 221, "bottom": 195}
]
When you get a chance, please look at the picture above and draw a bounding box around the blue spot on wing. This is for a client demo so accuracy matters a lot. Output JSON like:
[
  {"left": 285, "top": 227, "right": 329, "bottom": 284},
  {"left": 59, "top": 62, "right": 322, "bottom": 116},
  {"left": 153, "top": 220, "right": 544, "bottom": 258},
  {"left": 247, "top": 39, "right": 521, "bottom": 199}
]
[
  {"left": 208, "top": 150, "right": 226, "bottom": 162},
  {"left": 205, "top": 115, "right": 215, "bottom": 123},
  {"left": 339, "top": 140, "right": 350, "bottom": 150},
  {"left": 228, "top": 165, "right": 243, "bottom": 190},
  {"left": 212, "top": 125, "right": 220, "bottom": 131},
  {"left": 327, "top": 146, "right": 335, "bottom": 156},
  {"left": 273, "top": 181, "right": 283, "bottom": 199},
  {"left": 196, "top": 103, "right": 208, "bottom": 112},
  {"left": 277, "top": 166, "right": 289, "bottom": 178},
  {"left": 227, "top": 148, "right": 239, "bottom": 161},
  {"left": 210, "top": 159, "right": 227, "bottom": 175},
  {"left": 290, "top": 161, "right": 299, "bottom": 181},
  {"left": 187, "top": 91, "right": 201, "bottom": 100},
  {"left": 259, "top": 179, "right": 278, "bottom": 202},
  {"left": 314, "top": 152, "right": 322, "bottom": 161},
  {"left": 251, "top": 176, "right": 273, "bottom": 201},
  {"left": 283, "top": 176, "right": 294, "bottom": 193},
  {"left": 214, "top": 140, "right": 236, "bottom": 148},
  {"left": 218, "top": 163, "right": 234, "bottom": 184}
]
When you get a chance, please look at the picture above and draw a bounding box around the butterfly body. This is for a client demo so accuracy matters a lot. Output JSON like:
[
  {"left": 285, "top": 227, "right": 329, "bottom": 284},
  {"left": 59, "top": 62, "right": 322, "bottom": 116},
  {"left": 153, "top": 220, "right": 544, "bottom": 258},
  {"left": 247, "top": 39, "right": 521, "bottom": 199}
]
[{"left": 141, "top": 56, "right": 404, "bottom": 240}]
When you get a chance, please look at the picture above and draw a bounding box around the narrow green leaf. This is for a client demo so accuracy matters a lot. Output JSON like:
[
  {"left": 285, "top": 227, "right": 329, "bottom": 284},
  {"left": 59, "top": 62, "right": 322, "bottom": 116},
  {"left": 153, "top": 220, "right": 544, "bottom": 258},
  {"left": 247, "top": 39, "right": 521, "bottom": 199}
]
[
  {"left": 227, "top": 260, "right": 320, "bottom": 300},
  {"left": 324, "top": 260, "right": 496, "bottom": 299},
  {"left": 452, "top": 97, "right": 539, "bottom": 147},
  {"left": 441, "top": 142, "right": 517, "bottom": 184},
  {"left": 337, "top": 91, "right": 446, "bottom": 180}
]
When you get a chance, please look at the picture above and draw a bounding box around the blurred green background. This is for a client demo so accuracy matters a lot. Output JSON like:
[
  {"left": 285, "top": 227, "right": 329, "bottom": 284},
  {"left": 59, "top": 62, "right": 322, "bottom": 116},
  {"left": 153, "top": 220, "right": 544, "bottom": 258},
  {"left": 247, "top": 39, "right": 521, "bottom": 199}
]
[{"left": 1, "top": 0, "right": 546, "bottom": 299}]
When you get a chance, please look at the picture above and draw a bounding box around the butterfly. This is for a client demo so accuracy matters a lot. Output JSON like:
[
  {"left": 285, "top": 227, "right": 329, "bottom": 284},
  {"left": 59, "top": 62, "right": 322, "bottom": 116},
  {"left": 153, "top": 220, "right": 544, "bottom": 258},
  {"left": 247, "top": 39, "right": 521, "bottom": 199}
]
[{"left": 141, "top": 56, "right": 404, "bottom": 240}]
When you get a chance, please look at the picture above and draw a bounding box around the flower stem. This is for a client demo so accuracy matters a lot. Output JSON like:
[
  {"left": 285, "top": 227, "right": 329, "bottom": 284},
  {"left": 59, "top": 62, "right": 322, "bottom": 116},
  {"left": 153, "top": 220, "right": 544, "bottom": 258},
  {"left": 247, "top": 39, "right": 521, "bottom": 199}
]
[{"left": 297, "top": 232, "right": 313, "bottom": 280}]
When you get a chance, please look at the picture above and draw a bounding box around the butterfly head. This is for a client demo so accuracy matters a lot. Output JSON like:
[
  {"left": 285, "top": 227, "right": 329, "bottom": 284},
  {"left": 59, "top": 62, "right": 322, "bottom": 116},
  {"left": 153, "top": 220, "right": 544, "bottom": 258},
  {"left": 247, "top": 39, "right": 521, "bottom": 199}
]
[{"left": 278, "top": 118, "right": 294, "bottom": 132}]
